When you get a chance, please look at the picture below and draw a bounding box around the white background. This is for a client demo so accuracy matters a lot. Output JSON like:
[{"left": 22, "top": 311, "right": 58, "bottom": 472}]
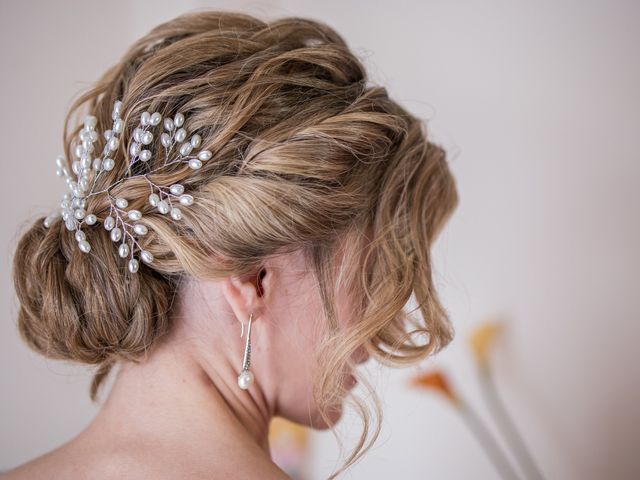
[{"left": 1, "top": 1, "right": 638, "bottom": 478}]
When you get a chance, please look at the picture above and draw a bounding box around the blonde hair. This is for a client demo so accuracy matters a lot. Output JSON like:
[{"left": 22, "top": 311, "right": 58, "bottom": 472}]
[{"left": 11, "top": 10, "right": 458, "bottom": 478}]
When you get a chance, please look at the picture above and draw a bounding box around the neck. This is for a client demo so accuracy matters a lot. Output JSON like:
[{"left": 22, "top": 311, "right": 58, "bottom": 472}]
[{"left": 85, "top": 328, "right": 274, "bottom": 461}]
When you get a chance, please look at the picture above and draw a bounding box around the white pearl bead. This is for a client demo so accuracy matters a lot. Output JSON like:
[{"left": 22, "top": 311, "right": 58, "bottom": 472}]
[
  {"left": 188, "top": 158, "right": 202, "bottom": 169},
  {"left": 84, "top": 115, "right": 97, "bottom": 129},
  {"left": 128, "top": 210, "right": 142, "bottom": 220},
  {"left": 133, "top": 128, "right": 142, "bottom": 143},
  {"left": 113, "top": 118, "right": 124, "bottom": 134},
  {"left": 150, "top": 112, "right": 162, "bottom": 126},
  {"left": 163, "top": 118, "right": 174, "bottom": 131},
  {"left": 84, "top": 214, "right": 97, "bottom": 225},
  {"left": 130, "top": 142, "right": 141, "bottom": 156},
  {"left": 174, "top": 113, "right": 185, "bottom": 127},
  {"left": 190, "top": 134, "right": 202, "bottom": 148},
  {"left": 74, "top": 208, "right": 86, "bottom": 220},
  {"left": 179, "top": 194, "right": 193, "bottom": 206},
  {"left": 141, "top": 131, "right": 153, "bottom": 145},
  {"left": 139, "top": 149, "right": 152, "bottom": 162},
  {"left": 157, "top": 200, "right": 170, "bottom": 214},
  {"left": 43, "top": 213, "right": 58, "bottom": 228},
  {"left": 133, "top": 224, "right": 148, "bottom": 235},
  {"left": 115, "top": 198, "right": 128, "bottom": 209},
  {"left": 128, "top": 258, "right": 139, "bottom": 273},
  {"left": 170, "top": 207, "right": 182, "bottom": 220},
  {"left": 161, "top": 133, "right": 171, "bottom": 147},
  {"left": 108, "top": 136, "right": 119, "bottom": 151},
  {"left": 104, "top": 215, "right": 115, "bottom": 230},
  {"left": 118, "top": 243, "right": 130, "bottom": 258},
  {"left": 148, "top": 193, "right": 160, "bottom": 206},
  {"left": 92, "top": 158, "right": 101, "bottom": 170},
  {"left": 75, "top": 230, "right": 86, "bottom": 242},
  {"left": 103, "top": 158, "right": 115, "bottom": 171},
  {"left": 175, "top": 128, "right": 187, "bottom": 143},
  {"left": 179, "top": 143, "right": 193, "bottom": 156},
  {"left": 140, "top": 111, "right": 151, "bottom": 126},
  {"left": 198, "top": 150, "right": 212, "bottom": 161},
  {"left": 237, "top": 370, "right": 254, "bottom": 390},
  {"left": 169, "top": 184, "right": 184, "bottom": 195},
  {"left": 110, "top": 227, "right": 122, "bottom": 242},
  {"left": 140, "top": 250, "right": 154, "bottom": 264},
  {"left": 78, "top": 240, "right": 91, "bottom": 253}
]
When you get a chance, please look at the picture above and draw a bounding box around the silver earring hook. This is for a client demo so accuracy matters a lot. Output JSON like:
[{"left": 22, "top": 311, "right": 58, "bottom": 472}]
[{"left": 240, "top": 311, "right": 253, "bottom": 339}]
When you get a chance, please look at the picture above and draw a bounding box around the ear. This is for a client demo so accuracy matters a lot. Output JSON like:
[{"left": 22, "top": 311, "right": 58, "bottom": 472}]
[{"left": 220, "top": 267, "right": 268, "bottom": 325}]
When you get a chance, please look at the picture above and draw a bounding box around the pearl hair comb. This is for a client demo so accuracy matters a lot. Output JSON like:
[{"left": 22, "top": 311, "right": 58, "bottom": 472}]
[{"left": 43, "top": 99, "right": 212, "bottom": 273}]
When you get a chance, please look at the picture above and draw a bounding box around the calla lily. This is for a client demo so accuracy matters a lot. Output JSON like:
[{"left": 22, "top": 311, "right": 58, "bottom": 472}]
[
  {"left": 268, "top": 416, "right": 310, "bottom": 478},
  {"left": 469, "top": 319, "right": 503, "bottom": 370},
  {"left": 409, "top": 369, "right": 460, "bottom": 406}
]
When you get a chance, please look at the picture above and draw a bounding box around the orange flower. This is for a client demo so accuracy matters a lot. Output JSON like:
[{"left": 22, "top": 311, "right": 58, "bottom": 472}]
[
  {"left": 469, "top": 320, "right": 503, "bottom": 370},
  {"left": 268, "top": 416, "right": 309, "bottom": 448},
  {"left": 409, "top": 369, "right": 460, "bottom": 406},
  {"left": 268, "top": 417, "right": 310, "bottom": 477}
]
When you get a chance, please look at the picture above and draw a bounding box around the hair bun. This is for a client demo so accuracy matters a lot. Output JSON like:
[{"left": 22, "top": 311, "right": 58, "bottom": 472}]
[{"left": 12, "top": 214, "right": 174, "bottom": 400}]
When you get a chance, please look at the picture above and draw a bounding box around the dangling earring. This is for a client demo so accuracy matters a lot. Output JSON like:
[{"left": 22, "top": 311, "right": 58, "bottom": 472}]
[{"left": 237, "top": 312, "right": 254, "bottom": 390}]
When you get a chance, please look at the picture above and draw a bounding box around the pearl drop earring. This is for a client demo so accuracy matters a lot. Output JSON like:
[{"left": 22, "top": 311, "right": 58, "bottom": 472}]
[{"left": 237, "top": 312, "right": 254, "bottom": 390}]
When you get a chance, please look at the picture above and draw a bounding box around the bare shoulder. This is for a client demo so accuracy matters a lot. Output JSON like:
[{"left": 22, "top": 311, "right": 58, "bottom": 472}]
[
  {"left": 0, "top": 439, "right": 167, "bottom": 480},
  {"left": 0, "top": 442, "right": 83, "bottom": 479},
  {"left": 0, "top": 438, "right": 119, "bottom": 480},
  {"left": 1, "top": 438, "right": 291, "bottom": 480}
]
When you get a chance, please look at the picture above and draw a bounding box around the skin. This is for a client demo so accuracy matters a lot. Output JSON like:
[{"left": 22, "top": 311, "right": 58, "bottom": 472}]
[{"left": 3, "top": 240, "right": 370, "bottom": 479}]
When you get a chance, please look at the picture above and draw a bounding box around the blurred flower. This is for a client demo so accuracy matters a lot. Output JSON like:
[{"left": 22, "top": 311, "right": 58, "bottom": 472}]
[
  {"left": 469, "top": 319, "right": 503, "bottom": 370},
  {"left": 269, "top": 416, "right": 310, "bottom": 480},
  {"left": 409, "top": 369, "right": 460, "bottom": 406},
  {"left": 409, "top": 367, "right": 520, "bottom": 479},
  {"left": 470, "top": 319, "right": 546, "bottom": 480}
]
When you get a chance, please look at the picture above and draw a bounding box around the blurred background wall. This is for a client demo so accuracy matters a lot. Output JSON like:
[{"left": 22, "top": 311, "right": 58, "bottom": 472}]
[{"left": 1, "top": 1, "right": 638, "bottom": 478}]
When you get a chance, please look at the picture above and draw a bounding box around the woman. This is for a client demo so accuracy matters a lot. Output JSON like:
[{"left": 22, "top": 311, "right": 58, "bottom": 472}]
[{"left": 5, "top": 10, "right": 458, "bottom": 479}]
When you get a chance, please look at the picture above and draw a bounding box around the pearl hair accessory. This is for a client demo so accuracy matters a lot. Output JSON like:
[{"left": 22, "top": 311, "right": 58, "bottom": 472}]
[{"left": 43, "top": 99, "right": 212, "bottom": 273}]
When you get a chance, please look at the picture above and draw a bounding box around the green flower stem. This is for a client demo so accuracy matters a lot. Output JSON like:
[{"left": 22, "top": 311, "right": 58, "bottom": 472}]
[
  {"left": 479, "top": 367, "right": 545, "bottom": 480},
  {"left": 458, "top": 399, "right": 522, "bottom": 480}
]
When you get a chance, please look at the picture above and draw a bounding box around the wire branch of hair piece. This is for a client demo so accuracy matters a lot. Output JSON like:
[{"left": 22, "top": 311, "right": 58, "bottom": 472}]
[{"left": 44, "top": 100, "right": 213, "bottom": 273}]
